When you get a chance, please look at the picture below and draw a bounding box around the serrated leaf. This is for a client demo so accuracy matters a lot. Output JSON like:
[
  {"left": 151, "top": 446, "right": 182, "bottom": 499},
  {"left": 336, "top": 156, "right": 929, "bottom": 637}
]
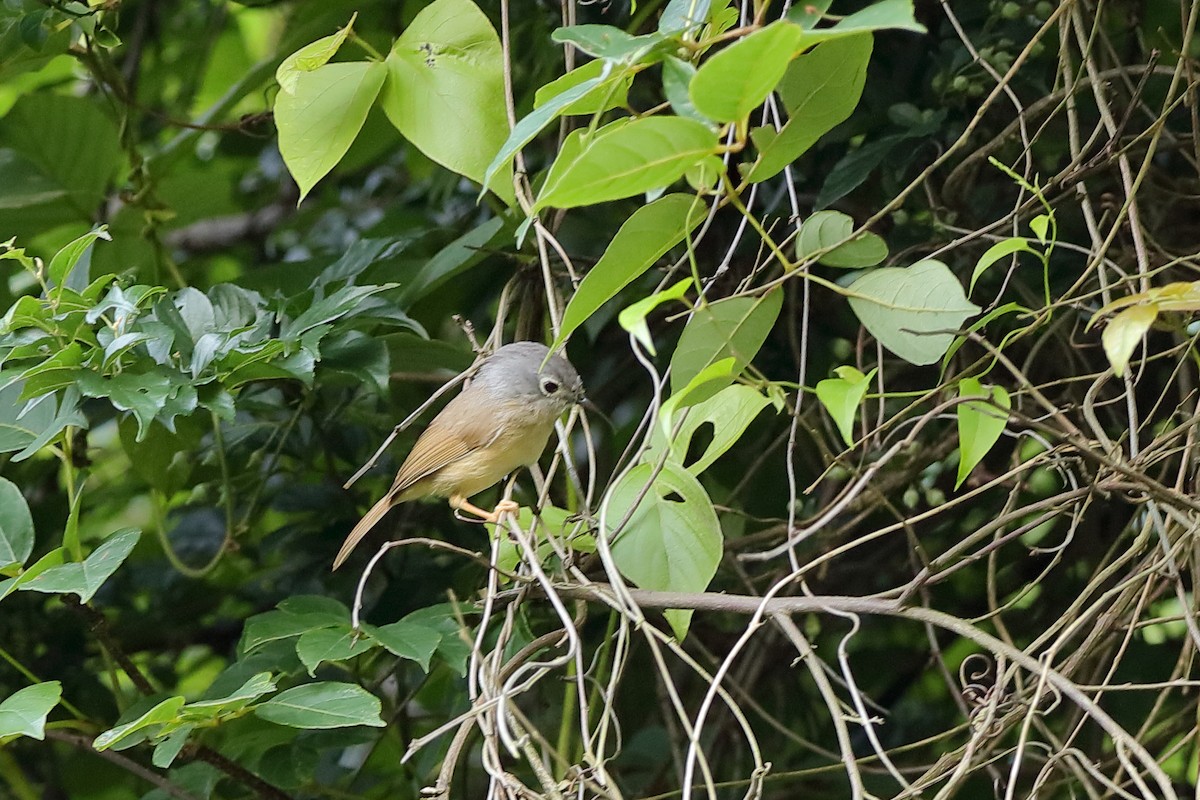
[
  {"left": 670, "top": 289, "right": 782, "bottom": 400},
  {"left": 795, "top": 210, "right": 887, "bottom": 268},
  {"left": 556, "top": 194, "right": 706, "bottom": 348},
  {"left": 955, "top": 378, "right": 1011, "bottom": 489},
  {"left": 275, "top": 61, "right": 387, "bottom": 203},
  {"left": 847, "top": 259, "right": 980, "bottom": 365},
  {"left": 608, "top": 462, "right": 722, "bottom": 639},
  {"left": 1102, "top": 304, "right": 1158, "bottom": 378},
  {"left": 534, "top": 116, "right": 717, "bottom": 211},
  {"left": 0, "top": 682, "right": 60, "bottom": 741},
  {"left": 255, "top": 683, "right": 386, "bottom": 729},
  {"left": 815, "top": 365, "right": 875, "bottom": 446},
  {"left": 748, "top": 33, "right": 872, "bottom": 182},
  {"left": 645, "top": 384, "right": 772, "bottom": 474},
  {"left": 20, "top": 528, "right": 140, "bottom": 602},
  {"left": 689, "top": 21, "right": 805, "bottom": 122}
]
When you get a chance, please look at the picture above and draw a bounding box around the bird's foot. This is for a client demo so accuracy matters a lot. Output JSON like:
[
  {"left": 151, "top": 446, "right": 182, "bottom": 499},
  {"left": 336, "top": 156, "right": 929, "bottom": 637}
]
[{"left": 451, "top": 496, "right": 520, "bottom": 524}]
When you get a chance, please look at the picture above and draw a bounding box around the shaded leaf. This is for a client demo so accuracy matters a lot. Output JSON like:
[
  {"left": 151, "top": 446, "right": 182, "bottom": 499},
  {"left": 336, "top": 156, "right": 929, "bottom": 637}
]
[
  {"left": 847, "top": 259, "right": 980, "bottom": 365},
  {"left": 795, "top": 210, "right": 887, "bottom": 268},
  {"left": 21, "top": 528, "right": 140, "bottom": 602},
  {"left": 0, "top": 477, "right": 33, "bottom": 570},
  {"left": 670, "top": 289, "right": 782, "bottom": 399},
  {"left": 969, "top": 237, "right": 1035, "bottom": 296},
  {"left": 255, "top": 682, "right": 385, "bottom": 729},
  {"left": 365, "top": 619, "right": 442, "bottom": 671},
  {"left": 295, "top": 627, "right": 375, "bottom": 676},
  {"left": 556, "top": 194, "right": 706, "bottom": 347},
  {"left": 955, "top": 378, "right": 1011, "bottom": 488},
  {"left": 815, "top": 365, "right": 876, "bottom": 446}
]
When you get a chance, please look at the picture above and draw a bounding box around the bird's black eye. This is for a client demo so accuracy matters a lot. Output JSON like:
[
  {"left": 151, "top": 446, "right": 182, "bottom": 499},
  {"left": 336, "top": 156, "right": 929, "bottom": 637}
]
[{"left": 541, "top": 379, "right": 559, "bottom": 395}]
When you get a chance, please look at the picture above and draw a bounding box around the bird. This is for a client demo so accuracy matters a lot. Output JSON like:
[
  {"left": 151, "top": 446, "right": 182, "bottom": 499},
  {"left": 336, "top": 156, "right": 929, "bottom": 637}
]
[{"left": 332, "top": 341, "right": 584, "bottom": 570}]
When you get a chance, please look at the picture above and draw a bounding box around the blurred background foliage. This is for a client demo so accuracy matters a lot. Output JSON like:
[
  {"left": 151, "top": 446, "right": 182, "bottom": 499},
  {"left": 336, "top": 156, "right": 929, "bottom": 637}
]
[{"left": 3, "top": 0, "right": 1200, "bottom": 798}]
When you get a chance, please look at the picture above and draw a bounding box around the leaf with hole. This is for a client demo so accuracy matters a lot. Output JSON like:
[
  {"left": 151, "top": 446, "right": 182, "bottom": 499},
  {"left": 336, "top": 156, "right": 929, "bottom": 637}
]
[
  {"left": 847, "top": 259, "right": 980, "bottom": 365},
  {"left": 955, "top": 377, "right": 1011, "bottom": 489},
  {"left": 607, "top": 462, "right": 722, "bottom": 639},
  {"left": 381, "top": 0, "right": 513, "bottom": 204},
  {"left": 646, "top": 384, "right": 773, "bottom": 475}
]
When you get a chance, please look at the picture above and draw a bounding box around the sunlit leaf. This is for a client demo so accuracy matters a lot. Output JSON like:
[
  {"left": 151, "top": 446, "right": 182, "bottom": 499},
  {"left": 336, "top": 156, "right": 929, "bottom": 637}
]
[
  {"left": 618, "top": 278, "right": 693, "bottom": 355},
  {"left": 689, "top": 21, "right": 805, "bottom": 122},
  {"left": 671, "top": 289, "right": 782, "bottom": 400},
  {"left": 0, "top": 682, "right": 60, "bottom": 742},
  {"left": 276, "top": 14, "right": 356, "bottom": 95},
  {"left": 1102, "top": 304, "right": 1157, "bottom": 378},
  {"left": 969, "top": 237, "right": 1035, "bottom": 296}
]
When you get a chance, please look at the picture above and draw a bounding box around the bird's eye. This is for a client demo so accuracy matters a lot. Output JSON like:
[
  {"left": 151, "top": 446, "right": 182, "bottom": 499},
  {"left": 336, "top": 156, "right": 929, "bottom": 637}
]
[{"left": 541, "top": 379, "right": 560, "bottom": 395}]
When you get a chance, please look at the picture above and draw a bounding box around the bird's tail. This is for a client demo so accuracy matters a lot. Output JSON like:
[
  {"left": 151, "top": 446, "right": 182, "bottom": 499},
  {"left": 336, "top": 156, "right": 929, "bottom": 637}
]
[{"left": 332, "top": 493, "right": 395, "bottom": 571}]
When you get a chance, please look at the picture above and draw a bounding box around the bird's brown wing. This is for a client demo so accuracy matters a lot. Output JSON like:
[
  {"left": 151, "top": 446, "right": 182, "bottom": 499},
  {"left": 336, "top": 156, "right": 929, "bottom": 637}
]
[{"left": 332, "top": 395, "right": 500, "bottom": 570}]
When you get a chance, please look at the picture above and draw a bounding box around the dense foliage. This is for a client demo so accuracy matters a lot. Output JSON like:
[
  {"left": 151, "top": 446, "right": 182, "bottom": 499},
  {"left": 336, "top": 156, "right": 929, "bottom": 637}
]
[{"left": 2, "top": 0, "right": 1200, "bottom": 798}]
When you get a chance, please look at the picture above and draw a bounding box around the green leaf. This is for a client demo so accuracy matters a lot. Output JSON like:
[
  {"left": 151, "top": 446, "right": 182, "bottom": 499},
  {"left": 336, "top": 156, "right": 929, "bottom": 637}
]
[
  {"left": 282, "top": 284, "right": 395, "bottom": 339},
  {"left": 660, "top": 0, "right": 714, "bottom": 31},
  {"left": 0, "top": 477, "right": 33, "bottom": 571},
  {"left": 242, "top": 606, "right": 345, "bottom": 653},
  {"left": 381, "top": 0, "right": 514, "bottom": 204},
  {"left": 551, "top": 25, "right": 668, "bottom": 61},
  {"left": 94, "top": 696, "right": 185, "bottom": 751},
  {"left": 969, "top": 237, "right": 1035, "bottom": 296},
  {"left": 647, "top": 384, "right": 772, "bottom": 474},
  {"left": 661, "top": 57, "right": 709, "bottom": 123},
  {"left": 670, "top": 289, "right": 782, "bottom": 399},
  {"left": 534, "top": 116, "right": 717, "bottom": 211},
  {"left": 955, "top": 378, "right": 1011, "bottom": 489},
  {"left": 152, "top": 725, "right": 195, "bottom": 769},
  {"left": 180, "top": 673, "right": 277, "bottom": 721},
  {"left": 618, "top": 277, "right": 693, "bottom": 355},
  {"left": 0, "top": 548, "right": 65, "bottom": 601},
  {"left": 533, "top": 59, "right": 633, "bottom": 117},
  {"left": 275, "top": 60, "right": 387, "bottom": 203},
  {"left": 659, "top": 358, "right": 737, "bottom": 440},
  {"left": 78, "top": 371, "right": 175, "bottom": 442},
  {"left": 0, "top": 384, "right": 55, "bottom": 456},
  {"left": 276, "top": 14, "right": 356, "bottom": 95},
  {"left": 1029, "top": 213, "right": 1051, "bottom": 243},
  {"left": 17, "top": 342, "right": 84, "bottom": 398},
  {"left": 847, "top": 259, "right": 981, "bottom": 365},
  {"left": 747, "top": 33, "right": 873, "bottom": 182},
  {"left": 815, "top": 366, "right": 875, "bottom": 447},
  {"left": 482, "top": 74, "right": 604, "bottom": 191},
  {"left": 399, "top": 216, "right": 508, "bottom": 304},
  {"left": 788, "top": 0, "right": 926, "bottom": 43},
  {"left": 255, "top": 682, "right": 386, "bottom": 729},
  {"left": 0, "top": 682, "right": 60, "bottom": 742},
  {"left": 20, "top": 528, "right": 140, "bottom": 603},
  {"left": 608, "top": 462, "right": 722, "bottom": 639},
  {"left": 556, "top": 194, "right": 706, "bottom": 348},
  {"left": 689, "top": 21, "right": 804, "bottom": 122},
  {"left": 365, "top": 619, "right": 443, "bottom": 671},
  {"left": 795, "top": 210, "right": 888, "bottom": 268},
  {"left": 295, "top": 627, "right": 375, "bottom": 676},
  {"left": 47, "top": 227, "right": 110, "bottom": 289},
  {"left": 1102, "top": 304, "right": 1158, "bottom": 378},
  {"left": 12, "top": 387, "right": 85, "bottom": 462}
]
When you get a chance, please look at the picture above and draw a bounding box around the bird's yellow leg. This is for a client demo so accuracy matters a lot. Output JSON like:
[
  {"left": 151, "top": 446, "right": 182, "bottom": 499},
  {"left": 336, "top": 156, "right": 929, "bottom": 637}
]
[{"left": 449, "top": 494, "right": 520, "bottom": 523}]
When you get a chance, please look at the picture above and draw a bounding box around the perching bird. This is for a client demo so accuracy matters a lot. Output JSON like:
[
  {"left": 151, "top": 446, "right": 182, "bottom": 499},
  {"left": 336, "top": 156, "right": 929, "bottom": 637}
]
[{"left": 332, "top": 341, "right": 584, "bottom": 570}]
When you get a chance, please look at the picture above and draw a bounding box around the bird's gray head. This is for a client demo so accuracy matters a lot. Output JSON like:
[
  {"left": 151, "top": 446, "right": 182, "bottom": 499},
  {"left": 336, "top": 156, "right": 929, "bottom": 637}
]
[{"left": 472, "top": 341, "right": 584, "bottom": 416}]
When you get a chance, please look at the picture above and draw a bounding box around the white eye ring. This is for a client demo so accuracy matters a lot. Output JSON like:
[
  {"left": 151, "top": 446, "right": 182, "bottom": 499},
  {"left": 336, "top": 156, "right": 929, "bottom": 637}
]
[{"left": 541, "top": 379, "right": 560, "bottom": 395}]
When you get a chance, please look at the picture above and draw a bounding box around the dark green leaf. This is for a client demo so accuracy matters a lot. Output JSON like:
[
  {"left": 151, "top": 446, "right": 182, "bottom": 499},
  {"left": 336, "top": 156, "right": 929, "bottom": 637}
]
[
  {"left": 255, "top": 682, "right": 385, "bottom": 729},
  {"left": 21, "top": 528, "right": 140, "bottom": 602}
]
